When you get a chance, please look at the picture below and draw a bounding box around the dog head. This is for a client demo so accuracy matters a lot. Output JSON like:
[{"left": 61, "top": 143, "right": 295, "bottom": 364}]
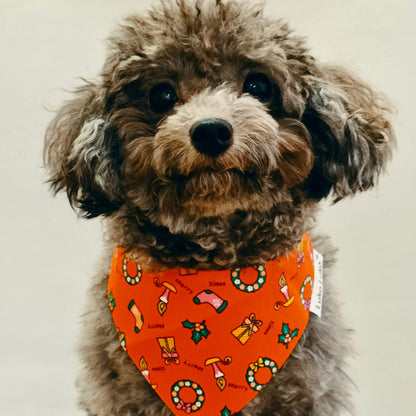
[{"left": 44, "top": 0, "right": 394, "bottom": 265}]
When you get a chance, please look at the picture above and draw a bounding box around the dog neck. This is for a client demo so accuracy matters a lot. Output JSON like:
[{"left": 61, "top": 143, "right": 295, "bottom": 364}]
[{"left": 106, "top": 199, "right": 318, "bottom": 270}]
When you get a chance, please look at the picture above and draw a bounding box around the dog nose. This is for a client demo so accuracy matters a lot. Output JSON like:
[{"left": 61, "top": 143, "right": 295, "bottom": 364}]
[{"left": 190, "top": 118, "right": 233, "bottom": 157}]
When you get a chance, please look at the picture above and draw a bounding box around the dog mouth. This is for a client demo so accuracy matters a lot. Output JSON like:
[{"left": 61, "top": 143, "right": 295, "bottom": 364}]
[
  {"left": 179, "top": 168, "right": 263, "bottom": 194},
  {"left": 172, "top": 168, "right": 276, "bottom": 217}
]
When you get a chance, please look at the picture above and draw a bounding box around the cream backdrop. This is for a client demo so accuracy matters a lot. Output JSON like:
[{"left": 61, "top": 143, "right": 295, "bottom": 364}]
[{"left": 1, "top": 0, "right": 415, "bottom": 415}]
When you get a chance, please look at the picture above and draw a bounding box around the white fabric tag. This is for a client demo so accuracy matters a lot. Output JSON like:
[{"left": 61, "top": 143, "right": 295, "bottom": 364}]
[{"left": 310, "top": 249, "right": 324, "bottom": 317}]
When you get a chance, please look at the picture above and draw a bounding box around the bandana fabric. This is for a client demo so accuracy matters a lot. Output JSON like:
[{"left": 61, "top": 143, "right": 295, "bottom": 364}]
[{"left": 108, "top": 234, "right": 315, "bottom": 416}]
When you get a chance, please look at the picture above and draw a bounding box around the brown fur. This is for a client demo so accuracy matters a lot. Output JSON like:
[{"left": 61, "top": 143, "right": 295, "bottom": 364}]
[{"left": 44, "top": 1, "right": 394, "bottom": 415}]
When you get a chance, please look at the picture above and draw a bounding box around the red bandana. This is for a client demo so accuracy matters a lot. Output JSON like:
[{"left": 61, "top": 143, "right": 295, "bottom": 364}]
[{"left": 108, "top": 234, "right": 316, "bottom": 415}]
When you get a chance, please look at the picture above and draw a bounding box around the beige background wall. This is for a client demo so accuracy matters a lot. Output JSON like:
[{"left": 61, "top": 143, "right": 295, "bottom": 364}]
[{"left": 1, "top": 1, "right": 414, "bottom": 415}]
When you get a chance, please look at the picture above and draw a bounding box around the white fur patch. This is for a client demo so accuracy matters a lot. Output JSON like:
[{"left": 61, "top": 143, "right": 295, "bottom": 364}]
[
  {"left": 70, "top": 119, "right": 106, "bottom": 161},
  {"left": 69, "top": 118, "right": 111, "bottom": 189},
  {"left": 118, "top": 55, "right": 142, "bottom": 71}
]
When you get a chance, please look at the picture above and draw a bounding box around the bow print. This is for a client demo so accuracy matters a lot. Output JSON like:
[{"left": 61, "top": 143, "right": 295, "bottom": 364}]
[
  {"left": 249, "top": 357, "right": 265, "bottom": 372},
  {"left": 240, "top": 313, "right": 262, "bottom": 338},
  {"left": 157, "top": 337, "right": 180, "bottom": 365},
  {"left": 231, "top": 313, "right": 263, "bottom": 344},
  {"left": 161, "top": 351, "right": 180, "bottom": 365},
  {"left": 176, "top": 399, "right": 192, "bottom": 413},
  {"left": 297, "top": 252, "right": 305, "bottom": 267}
]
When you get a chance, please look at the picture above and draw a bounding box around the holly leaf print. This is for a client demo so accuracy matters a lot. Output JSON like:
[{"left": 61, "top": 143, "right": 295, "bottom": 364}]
[{"left": 282, "top": 323, "right": 290, "bottom": 335}]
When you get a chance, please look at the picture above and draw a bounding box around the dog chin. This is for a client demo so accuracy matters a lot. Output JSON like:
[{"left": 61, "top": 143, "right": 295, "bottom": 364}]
[{"left": 178, "top": 169, "right": 275, "bottom": 218}]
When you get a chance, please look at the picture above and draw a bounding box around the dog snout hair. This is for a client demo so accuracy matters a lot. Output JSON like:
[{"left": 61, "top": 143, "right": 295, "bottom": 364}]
[{"left": 190, "top": 118, "right": 233, "bottom": 157}]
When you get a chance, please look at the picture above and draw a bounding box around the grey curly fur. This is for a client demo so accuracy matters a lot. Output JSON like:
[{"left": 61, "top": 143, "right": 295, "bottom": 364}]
[{"left": 44, "top": 0, "right": 394, "bottom": 415}]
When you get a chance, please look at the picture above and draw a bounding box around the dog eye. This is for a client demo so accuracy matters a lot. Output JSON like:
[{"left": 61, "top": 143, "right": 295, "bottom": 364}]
[
  {"left": 242, "top": 73, "right": 272, "bottom": 102},
  {"left": 149, "top": 83, "right": 178, "bottom": 113}
]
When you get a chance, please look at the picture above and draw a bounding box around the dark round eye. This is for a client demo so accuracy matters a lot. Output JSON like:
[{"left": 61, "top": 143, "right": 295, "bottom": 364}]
[
  {"left": 149, "top": 83, "right": 178, "bottom": 113},
  {"left": 242, "top": 73, "right": 272, "bottom": 102}
]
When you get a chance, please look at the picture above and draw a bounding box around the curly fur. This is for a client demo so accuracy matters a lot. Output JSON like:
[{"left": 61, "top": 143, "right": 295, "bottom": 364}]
[{"left": 44, "top": 1, "right": 394, "bottom": 415}]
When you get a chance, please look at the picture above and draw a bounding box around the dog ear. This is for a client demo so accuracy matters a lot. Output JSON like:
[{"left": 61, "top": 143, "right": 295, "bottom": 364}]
[
  {"left": 301, "top": 65, "right": 395, "bottom": 201},
  {"left": 44, "top": 82, "right": 123, "bottom": 218}
]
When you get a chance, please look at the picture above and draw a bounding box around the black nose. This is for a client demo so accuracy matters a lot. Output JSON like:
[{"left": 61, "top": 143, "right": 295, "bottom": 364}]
[{"left": 190, "top": 118, "right": 233, "bottom": 157}]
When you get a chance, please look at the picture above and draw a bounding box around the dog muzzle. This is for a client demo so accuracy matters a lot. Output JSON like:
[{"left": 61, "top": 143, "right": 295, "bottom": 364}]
[{"left": 108, "top": 234, "right": 322, "bottom": 415}]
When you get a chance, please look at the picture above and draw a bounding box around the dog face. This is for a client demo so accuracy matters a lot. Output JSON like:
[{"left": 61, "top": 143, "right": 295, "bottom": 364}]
[{"left": 44, "top": 0, "right": 394, "bottom": 255}]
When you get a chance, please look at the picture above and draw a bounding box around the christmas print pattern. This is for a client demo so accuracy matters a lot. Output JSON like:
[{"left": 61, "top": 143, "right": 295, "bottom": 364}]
[{"left": 108, "top": 234, "right": 315, "bottom": 416}]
